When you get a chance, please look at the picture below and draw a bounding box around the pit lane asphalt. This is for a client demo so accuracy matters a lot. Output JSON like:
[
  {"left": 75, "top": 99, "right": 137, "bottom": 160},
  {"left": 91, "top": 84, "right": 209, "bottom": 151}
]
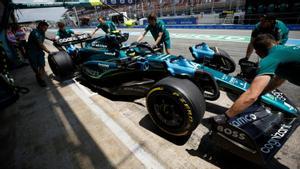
[{"left": 4, "top": 29, "right": 298, "bottom": 169}]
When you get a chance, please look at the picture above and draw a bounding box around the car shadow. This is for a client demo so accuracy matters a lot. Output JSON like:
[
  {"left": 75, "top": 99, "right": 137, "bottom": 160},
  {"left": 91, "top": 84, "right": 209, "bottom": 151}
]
[
  {"left": 139, "top": 114, "right": 190, "bottom": 145},
  {"left": 75, "top": 77, "right": 144, "bottom": 102}
]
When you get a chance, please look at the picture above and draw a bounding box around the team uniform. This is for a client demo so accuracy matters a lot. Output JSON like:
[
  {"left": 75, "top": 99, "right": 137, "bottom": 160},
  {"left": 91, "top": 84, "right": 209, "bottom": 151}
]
[
  {"left": 257, "top": 45, "right": 300, "bottom": 85},
  {"left": 252, "top": 20, "right": 289, "bottom": 45},
  {"left": 96, "top": 21, "right": 117, "bottom": 33},
  {"left": 145, "top": 20, "right": 171, "bottom": 49},
  {"left": 56, "top": 29, "right": 74, "bottom": 39},
  {"left": 27, "top": 29, "right": 46, "bottom": 73}
]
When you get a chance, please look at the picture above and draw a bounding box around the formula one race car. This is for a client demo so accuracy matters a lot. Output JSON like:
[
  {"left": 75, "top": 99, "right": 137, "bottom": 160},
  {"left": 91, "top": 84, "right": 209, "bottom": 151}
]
[
  {"left": 145, "top": 57, "right": 298, "bottom": 166},
  {"left": 48, "top": 31, "right": 129, "bottom": 78},
  {"left": 47, "top": 35, "right": 298, "bottom": 166},
  {"left": 48, "top": 31, "right": 235, "bottom": 79},
  {"left": 76, "top": 43, "right": 298, "bottom": 166}
]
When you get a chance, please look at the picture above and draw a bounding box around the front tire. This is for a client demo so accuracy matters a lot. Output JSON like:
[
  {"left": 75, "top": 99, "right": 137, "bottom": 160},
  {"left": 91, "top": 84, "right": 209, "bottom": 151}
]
[
  {"left": 146, "top": 77, "right": 205, "bottom": 136},
  {"left": 212, "top": 48, "right": 236, "bottom": 74},
  {"left": 48, "top": 51, "right": 74, "bottom": 78}
]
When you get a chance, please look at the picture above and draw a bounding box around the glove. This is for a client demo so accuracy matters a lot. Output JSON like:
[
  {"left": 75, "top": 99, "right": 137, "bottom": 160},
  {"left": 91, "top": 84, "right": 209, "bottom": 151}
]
[
  {"left": 151, "top": 44, "right": 157, "bottom": 49},
  {"left": 213, "top": 114, "right": 229, "bottom": 124},
  {"left": 239, "top": 57, "right": 248, "bottom": 65}
]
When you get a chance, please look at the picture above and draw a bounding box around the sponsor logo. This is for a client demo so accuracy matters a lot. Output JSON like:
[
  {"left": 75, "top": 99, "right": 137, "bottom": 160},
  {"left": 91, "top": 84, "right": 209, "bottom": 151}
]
[
  {"left": 229, "top": 114, "right": 257, "bottom": 127},
  {"left": 91, "top": 42, "right": 107, "bottom": 48},
  {"left": 58, "top": 37, "right": 80, "bottom": 43},
  {"left": 98, "top": 63, "right": 110, "bottom": 68},
  {"left": 260, "top": 124, "right": 292, "bottom": 154},
  {"left": 271, "top": 90, "right": 286, "bottom": 101},
  {"left": 217, "top": 125, "right": 246, "bottom": 140},
  {"left": 104, "top": 52, "right": 116, "bottom": 56},
  {"left": 123, "top": 87, "right": 146, "bottom": 93}
]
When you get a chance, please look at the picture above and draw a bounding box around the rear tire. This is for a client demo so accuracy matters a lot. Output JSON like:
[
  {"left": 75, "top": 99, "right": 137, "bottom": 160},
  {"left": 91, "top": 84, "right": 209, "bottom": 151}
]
[
  {"left": 48, "top": 51, "right": 74, "bottom": 78},
  {"left": 146, "top": 77, "right": 205, "bottom": 136},
  {"left": 212, "top": 48, "right": 236, "bottom": 74}
]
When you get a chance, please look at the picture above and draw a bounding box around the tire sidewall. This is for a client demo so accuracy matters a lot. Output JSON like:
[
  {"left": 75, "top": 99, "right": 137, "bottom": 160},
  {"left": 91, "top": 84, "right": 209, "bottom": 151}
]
[{"left": 146, "top": 84, "right": 201, "bottom": 136}]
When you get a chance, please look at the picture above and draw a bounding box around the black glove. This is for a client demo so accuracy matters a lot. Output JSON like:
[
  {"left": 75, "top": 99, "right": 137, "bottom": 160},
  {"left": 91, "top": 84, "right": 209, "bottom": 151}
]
[
  {"left": 239, "top": 57, "right": 248, "bottom": 65},
  {"left": 151, "top": 44, "right": 157, "bottom": 49},
  {"left": 213, "top": 114, "right": 229, "bottom": 124}
]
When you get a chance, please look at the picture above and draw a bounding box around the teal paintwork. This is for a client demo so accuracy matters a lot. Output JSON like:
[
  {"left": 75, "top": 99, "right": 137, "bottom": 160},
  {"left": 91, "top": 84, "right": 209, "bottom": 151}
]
[{"left": 80, "top": 41, "right": 299, "bottom": 117}]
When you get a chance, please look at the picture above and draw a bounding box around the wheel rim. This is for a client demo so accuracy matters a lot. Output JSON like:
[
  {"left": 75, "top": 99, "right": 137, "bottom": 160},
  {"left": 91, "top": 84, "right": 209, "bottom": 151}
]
[
  {"left": 151, "top": 93, "right": 185, "bottom": 128},
  {"left": 219, "top": 57, "right": 233, "bottom": 72}
]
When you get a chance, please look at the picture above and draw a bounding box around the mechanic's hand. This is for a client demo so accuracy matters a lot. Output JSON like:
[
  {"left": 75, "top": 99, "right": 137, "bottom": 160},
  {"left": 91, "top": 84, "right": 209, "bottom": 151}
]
[
  {"left": 213, "top": 114, "right": 229, "bottom": 124},
  {"left": 151, "top": 44, "right": 157, "bottom": 49},
  {"left": 45, "top": 49, "right": 51, "bottom": 54},
  {"left": 239, "top": 57, "right": 248, "bottom": 65}
]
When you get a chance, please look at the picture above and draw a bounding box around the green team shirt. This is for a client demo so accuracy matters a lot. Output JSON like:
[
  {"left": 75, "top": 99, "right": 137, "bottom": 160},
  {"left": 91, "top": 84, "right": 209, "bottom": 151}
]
[
  {"left": 252, "top": 20, "right": 289, "bottom": 45},
  {"left": 56, "top": 29, "right": 74, "bottom": 39},
  {"left": 96, "top": 21, "right": 117, "bottom": 33},
  {"left": 145, "top": 20, "right": 170, "bottom": 42},
  {"left": 27, "top": 29, "right": 45, "bottom": 53},
  {"left": 258, "top": 45, "right": 300, "bottom": 83}
]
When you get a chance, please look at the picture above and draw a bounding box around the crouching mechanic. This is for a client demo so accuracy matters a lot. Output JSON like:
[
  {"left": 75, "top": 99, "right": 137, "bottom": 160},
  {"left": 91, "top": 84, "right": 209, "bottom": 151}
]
[
  {"left": 27, "top": 21, "right": 51, "bottom": 87},
  {"left": 242, "top": 14, "right": 289, "bottom": 61},
  {"left": 215, "top": 34, "right": 300, "bottom": 123},
  {"left": 55, "top": 22, "right": 76, "bottom": 40},
  {"left": 91, "top": 16, "right": 117, "bottom": 36},
  {"left": 54, "top": 22, "right": 77, "bottom": 50},
  {"left": 136, "top": 12, "right": 171, "bottom": 54}
]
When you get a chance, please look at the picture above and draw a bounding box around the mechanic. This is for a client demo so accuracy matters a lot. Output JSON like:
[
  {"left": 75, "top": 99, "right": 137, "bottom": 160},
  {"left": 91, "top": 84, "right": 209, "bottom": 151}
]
[
  {"left": 54, "top": 22, "right": 77, "bottom": 50},
  {"left": 91, "top": 16, "right": 117, "bottom": 36},
  {"left": 27, "top": 21, "right": 51, "bottom": 87},
  {"left": 215, "top": 34, "right": 300, "bottom": 123},
  {"left": 242, "top": 14, "right": 289, "bottom": 61},
  {"left": 136, "top": 12, "right": 171, "bottom": 54},
  {"left": 55, "top": 22, "right": 76, "bottom": 40}
]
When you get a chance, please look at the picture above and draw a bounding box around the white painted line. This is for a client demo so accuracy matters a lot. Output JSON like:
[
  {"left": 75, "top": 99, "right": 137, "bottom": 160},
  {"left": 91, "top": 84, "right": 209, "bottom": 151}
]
[
  {"left": 70, "top": 82, "right": 165, "bottom": 169},
  {"left": 73, "top": 78, "right": 97, "bottom": 97}
]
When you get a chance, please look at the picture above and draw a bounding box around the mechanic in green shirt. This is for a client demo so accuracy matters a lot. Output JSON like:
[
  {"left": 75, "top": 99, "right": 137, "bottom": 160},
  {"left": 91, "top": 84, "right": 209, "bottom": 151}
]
[
  {"left": 137, "top": 12, "right": 171, "bottom": 54},
  {"left": 27, "top": 21, "right": 51, "bottom": 87},
  {"left": 54, "top": 22, "right": 77, "bottom": 50},
  {"left": 55, "top": 22, "right": 75, "bottom": 40},
  {"left": 215, "top": 34, "right": 300, "bottom": 123},
  {"left": 243, "top": 14, "right": 289, "bottom": 61},
  {"left": 91, "top": 16, "right": 117, "bottom": 36}
]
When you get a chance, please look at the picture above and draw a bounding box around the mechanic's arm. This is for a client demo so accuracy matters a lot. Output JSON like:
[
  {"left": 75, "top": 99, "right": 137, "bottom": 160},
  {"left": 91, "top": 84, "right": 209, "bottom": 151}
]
[
  {"left": 280, "top": 31, "right": 289, "bottom": 45},
  {"left": 137, "top": 31, "right": 148, "bottom": 42},
  {"left": 45, "top": 36, "right": 55, "bottom": 41},
  {"left": 263, "top": 76, "right": 285, "bottom": 92},
  {"left": 245, "top": 38, "right": 254, "bottom": 60},
  {"left": 38, "top": 41, "right": 50, "bottom": 53},
  {"left": 91, "top": 28, "right": 99, "bottom": 37},
  {"left": 70, "top": 30, "right": 80, "bottom": 36},
  {"left": 154, "top": 32, "right": 163, "bottom": 47},
  {"left": 226, "top": 75, "right": 271, "bottom": 118}
]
